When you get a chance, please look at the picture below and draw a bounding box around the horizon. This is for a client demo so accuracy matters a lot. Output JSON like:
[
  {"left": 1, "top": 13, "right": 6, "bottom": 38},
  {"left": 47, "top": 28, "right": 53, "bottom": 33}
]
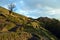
[{"left": 0, "top": 0, "right": 60, "bottom": 20}]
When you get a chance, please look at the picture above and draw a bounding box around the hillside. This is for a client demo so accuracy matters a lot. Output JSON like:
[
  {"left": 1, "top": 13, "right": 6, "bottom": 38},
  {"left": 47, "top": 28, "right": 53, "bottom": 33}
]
[
  {"left": 0, "top": 6, "right": 58, "bottom": 40},
  {"left": 36, "top": 17, "right": 60, "bottom": 39}
]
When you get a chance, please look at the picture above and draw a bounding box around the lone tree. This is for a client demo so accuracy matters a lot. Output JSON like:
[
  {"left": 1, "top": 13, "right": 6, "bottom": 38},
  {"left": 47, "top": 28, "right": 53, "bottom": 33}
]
[{"left": 8, "top": 3, "right": 16, "bottom": 14}]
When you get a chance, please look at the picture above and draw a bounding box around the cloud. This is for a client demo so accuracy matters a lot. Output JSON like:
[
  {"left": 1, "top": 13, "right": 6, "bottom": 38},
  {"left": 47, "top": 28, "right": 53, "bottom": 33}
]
[
  {"left": 16, "top": 4, "right": 60, "bottom": 19},
  {"left": 1, "top": 0, "right": 60, "bottom": 19},
  {"left": 19, "top": 0, "right": 24, "bottom": 4},
  {"left": 46, "top": 8, "right": 60, "bottom": 15},
  {"left": 24, "top": 0, "right": 60, "bottom": 9}
]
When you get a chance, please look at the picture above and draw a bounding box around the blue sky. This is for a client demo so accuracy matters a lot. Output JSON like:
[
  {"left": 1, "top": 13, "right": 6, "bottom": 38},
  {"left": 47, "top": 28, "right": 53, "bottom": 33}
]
[{"left": 0, "top": 0, "right": 60, "bottom": 19}]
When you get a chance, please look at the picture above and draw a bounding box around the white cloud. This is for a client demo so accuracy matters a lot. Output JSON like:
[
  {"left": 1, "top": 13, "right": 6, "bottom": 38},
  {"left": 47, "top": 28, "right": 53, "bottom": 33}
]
[
  {"left": 44, "top": 6, "right": 53, "bottom": 10},
  {"left": 36, "top": 3, "right": 42, "bottom": 8},
  {"left": 47, "top": 9, "right": 60, "bottom": 15},
  {"left": 54, "top": 9, "right": 60, "bottom": 14},
  {"left": 42, "top": 6, "right": 60, "bottom": 15},
  {"left": 19, "top": 0, "right": 24, "bottom": 6}
]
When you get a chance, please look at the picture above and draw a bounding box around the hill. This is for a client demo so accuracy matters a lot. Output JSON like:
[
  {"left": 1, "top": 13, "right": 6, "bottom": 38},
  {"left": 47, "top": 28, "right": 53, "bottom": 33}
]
[
  {"left": 36, "top": 17, "right": 60, "bottom": 39},
  {"left": 0, "top": 6, "right": 58, "bottom": 40}
]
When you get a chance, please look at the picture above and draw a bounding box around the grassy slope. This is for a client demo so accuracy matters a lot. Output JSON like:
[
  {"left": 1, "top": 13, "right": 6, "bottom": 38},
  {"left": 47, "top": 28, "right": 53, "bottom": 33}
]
[{"left": 0, "top": 6, "right": 58, "bottom": 40}]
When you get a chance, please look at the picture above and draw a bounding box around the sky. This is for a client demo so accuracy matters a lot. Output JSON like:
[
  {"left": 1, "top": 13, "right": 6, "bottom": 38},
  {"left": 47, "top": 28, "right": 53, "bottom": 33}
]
[{"left": 0, "top": 0, "right": 60, "bottom": 19}]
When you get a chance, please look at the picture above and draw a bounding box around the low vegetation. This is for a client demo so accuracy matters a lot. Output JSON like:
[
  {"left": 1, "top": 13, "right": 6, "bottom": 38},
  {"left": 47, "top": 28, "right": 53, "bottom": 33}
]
[{"left": 0, "top": 6, "right": 59, "bottom": 40}]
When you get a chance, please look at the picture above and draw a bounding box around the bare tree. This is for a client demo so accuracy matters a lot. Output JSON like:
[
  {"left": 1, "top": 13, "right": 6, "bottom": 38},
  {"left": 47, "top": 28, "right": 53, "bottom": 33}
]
[{"left": 8, "top": 3, "right": 16, "bottom": 14}]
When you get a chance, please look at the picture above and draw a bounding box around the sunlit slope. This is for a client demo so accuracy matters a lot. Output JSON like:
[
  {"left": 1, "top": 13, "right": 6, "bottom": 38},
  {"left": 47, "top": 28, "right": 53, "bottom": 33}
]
[{"left": 0, "top": 6, "right": 58, "bottom": 40}]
